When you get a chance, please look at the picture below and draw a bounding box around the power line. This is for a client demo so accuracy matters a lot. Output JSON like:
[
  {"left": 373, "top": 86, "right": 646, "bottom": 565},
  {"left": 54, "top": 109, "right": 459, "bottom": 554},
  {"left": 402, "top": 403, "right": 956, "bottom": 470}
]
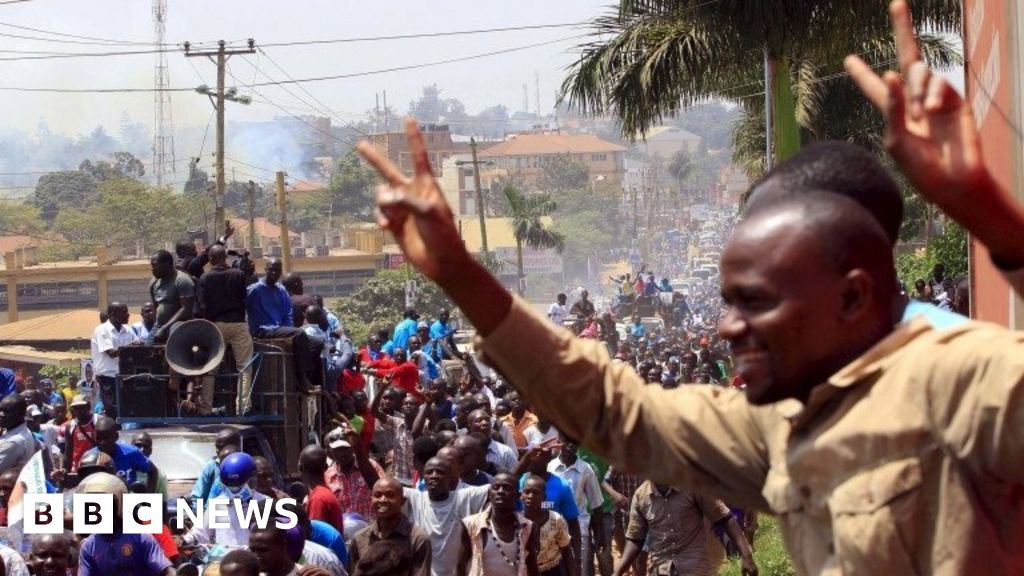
[
  {"left": 242, "top": 49, "right": 369, "bottom": 138},
  {"left": 0, "top": 20, "right": 152, "bottom": 44},
  {"left": 0, "top": 22, "right": 583, "bottom": 62},
  {"left": 246, "top": 36, "right": 579, "bottom": 88},
  {"left": 0, "top": 35, "right": 578, "bottom": 93},
  {"left": 259, "top": 22, "right": 587, "bottom": 48},
  {"left": 0, "top": 0, "right": 35, "bottom": 5}
]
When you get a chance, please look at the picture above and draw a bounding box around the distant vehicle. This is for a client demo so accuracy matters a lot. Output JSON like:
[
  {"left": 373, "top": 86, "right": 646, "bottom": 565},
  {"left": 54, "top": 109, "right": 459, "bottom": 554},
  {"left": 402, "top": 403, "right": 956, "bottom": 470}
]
[
  {"left": 141, "top": 423, "right": 284, "bottom": 500},
  {"left": 702, "top": 251, "right": 722, "bottom": 262},
  {"left": 692, "top": 268, "right": 714, "bottom": 280}
]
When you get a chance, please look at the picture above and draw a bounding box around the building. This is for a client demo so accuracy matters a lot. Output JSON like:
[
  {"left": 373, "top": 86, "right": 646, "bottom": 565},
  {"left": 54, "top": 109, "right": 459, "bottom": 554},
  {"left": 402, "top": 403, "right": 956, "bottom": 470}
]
[
  {"left": 963, "top": 0, "right": 1024, "bottom": 328},
  {"left": 369, "top": 124, "right": 459, "bottom": 177},
  {"left": 479, "top": 133, "right": 627, "bottom": 188},
  {"left": 439, "top": 154, "right": 507, "bottom": 216},
  {"left": 641, "top": 126, "right": 703, "bottom": 158},
  {"left": 0, "top": 251, "right": 384, "bottom": 324}
]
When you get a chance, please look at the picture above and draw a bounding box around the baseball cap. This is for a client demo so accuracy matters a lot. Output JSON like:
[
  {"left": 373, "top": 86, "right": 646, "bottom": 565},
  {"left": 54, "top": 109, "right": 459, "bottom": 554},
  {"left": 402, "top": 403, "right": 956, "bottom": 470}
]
[
  {"left": 70, "top": 394, "right": 89, "bottom": 408},
  {"left": 26, "top": 406, "right": 42, "bottom": 419},
  {"left": 417, "top": 321, "right": 429, "bottom": 330},
  {"left": 325, "top": 427, "right": 352, "bottom": 449}
]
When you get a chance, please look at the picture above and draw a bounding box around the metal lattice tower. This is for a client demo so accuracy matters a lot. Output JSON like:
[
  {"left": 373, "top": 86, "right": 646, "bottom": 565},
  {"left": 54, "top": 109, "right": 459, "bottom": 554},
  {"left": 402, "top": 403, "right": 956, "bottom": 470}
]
[{"left": 152, "top": 0, "right": 176, "bottom": 186}]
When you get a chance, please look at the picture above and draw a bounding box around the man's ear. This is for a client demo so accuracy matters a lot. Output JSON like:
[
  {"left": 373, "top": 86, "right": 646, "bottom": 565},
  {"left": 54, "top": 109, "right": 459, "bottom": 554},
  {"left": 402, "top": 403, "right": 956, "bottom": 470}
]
[{"left": 840, "top": 269, "right": 874, "bottom": 321}]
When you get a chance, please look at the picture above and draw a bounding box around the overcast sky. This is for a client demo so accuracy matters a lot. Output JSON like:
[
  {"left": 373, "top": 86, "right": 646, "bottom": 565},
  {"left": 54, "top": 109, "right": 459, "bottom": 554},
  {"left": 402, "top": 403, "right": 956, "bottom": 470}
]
[{"left": 0, "top": 0, "right": 608, "bottom": 137}]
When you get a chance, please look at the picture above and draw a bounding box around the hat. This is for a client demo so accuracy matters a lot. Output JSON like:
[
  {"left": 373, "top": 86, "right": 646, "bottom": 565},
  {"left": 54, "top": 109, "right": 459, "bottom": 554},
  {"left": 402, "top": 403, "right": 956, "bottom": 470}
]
[
  {"left": 325, "top": 427, "right": 352, "bottom": 449},
  {"left": 417, "top": 321, "right": 429, "bottom": 330},
  {"left": 70, "top": 394, "right": 89, "bottom": 408},
  {"left": 26, "top": 406, "right": 42, "bottom": 418}
]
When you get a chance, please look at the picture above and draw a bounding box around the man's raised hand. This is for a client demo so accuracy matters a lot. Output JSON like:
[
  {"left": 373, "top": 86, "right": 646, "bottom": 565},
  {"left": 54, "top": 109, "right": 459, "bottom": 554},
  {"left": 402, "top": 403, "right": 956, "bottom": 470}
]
[
  {"left": 356, "top": 119, "right": 467, "bottom": 284},
  {"left": 844, "top": 0, "right": 989, "bottom": 214}
]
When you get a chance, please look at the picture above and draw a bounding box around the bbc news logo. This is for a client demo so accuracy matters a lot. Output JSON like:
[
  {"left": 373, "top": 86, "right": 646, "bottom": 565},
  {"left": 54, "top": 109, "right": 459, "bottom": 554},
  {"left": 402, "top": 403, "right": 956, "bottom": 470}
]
[{"left": 23, "top": 495, "right": 299, "bottom": 534}]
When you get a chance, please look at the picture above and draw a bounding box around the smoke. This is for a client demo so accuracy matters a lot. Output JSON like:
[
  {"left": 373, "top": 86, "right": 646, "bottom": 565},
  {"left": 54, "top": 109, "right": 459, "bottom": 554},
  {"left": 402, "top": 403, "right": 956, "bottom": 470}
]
[{"left": 226, "top": 117, "right": 327, "bottom": 182}]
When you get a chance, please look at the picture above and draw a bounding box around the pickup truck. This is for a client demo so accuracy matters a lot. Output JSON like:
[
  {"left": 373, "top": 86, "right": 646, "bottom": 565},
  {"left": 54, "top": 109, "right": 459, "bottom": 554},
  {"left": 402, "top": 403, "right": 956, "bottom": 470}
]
[{"left": 132, "top": 423, "right": 286, "bottom": 501}]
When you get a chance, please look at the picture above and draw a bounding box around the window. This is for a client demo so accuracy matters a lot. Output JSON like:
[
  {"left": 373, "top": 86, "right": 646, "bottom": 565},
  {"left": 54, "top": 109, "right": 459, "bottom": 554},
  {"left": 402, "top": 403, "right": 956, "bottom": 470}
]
[{"left": 592, "top": 153, "right": 608, "bottom": 162}]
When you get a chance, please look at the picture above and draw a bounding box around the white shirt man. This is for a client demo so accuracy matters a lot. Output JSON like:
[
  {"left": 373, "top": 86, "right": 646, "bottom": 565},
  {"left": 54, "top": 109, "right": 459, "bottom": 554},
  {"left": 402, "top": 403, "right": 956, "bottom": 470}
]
[
  {"left": 90, "top": 319, "right": 137, "bottom": 378},
  {"left": 548, "top": 447, "right": 604, "bottom": 574},
  {"left": 547, "top": 294, "right": 569, "bottom": 326}
]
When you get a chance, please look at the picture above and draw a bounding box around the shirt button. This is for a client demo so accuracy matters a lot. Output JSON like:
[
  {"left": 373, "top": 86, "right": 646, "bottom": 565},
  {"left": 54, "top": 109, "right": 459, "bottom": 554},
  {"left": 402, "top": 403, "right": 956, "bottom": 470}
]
[{"left": 799, "top": 486, "right": 811, "bottom": 499}]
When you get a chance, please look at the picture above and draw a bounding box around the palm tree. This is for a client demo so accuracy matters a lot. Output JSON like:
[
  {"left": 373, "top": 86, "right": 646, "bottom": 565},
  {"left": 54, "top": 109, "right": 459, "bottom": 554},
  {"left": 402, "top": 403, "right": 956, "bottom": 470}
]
[
  {"left": 503, "top": 185, "right": 566, "bottom": 295},
  {"left": 561, "top": 0, "right": 961, "bottom": 171}
]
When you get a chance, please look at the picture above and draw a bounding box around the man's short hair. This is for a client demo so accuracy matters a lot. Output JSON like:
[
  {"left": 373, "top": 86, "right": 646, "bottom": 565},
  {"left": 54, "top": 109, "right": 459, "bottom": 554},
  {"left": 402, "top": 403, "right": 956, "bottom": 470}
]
[
  {"left": 219, "top": 549, "right": 260, "bottom": 575},
  {"left": 745, "top": 141, "right": 904, "bottom": 244},
  {"left": 175, "top": 241, "right": 195, "bottom": 258},
  {"left": 151, "top": 249, "right": 174, "bottom": 265}
]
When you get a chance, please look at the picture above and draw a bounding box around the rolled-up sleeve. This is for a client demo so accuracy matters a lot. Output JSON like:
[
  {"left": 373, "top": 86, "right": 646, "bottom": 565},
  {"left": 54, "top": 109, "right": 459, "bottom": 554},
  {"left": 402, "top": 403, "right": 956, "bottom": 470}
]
[{"left": 478, "top": 296, "right": 771, "bottom": 510}]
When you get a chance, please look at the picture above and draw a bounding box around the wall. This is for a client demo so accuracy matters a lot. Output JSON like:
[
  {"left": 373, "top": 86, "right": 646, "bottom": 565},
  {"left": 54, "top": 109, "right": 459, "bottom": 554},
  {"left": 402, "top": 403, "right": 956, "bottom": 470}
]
[{"left": 964, "top": 0, "right": 1024, "bottom": 327}]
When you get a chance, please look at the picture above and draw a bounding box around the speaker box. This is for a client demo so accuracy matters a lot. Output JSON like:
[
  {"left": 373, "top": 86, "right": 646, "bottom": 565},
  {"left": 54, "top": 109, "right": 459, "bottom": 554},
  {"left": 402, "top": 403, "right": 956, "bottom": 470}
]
[
  {"left": 118, "top": 375, "right": 169, "bottom": 418},
  {"left": 119, "top": 346, "right": 167, "bottom": 376}
]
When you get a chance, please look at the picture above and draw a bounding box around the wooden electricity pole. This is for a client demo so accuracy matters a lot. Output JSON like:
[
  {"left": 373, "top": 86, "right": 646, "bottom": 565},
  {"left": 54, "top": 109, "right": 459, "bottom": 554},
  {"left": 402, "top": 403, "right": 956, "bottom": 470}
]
[
  {"left": 456, "top": 138, "right": 492, "bottom": 254},
  {"left": 185, "top": 39, "right": 255, "bottom": 239},
  {"left": 247, "top": 180, "right": 257, "bottom": 252},
  {"left": 276, "top": 171, "right": 292, "bottom": 273}
]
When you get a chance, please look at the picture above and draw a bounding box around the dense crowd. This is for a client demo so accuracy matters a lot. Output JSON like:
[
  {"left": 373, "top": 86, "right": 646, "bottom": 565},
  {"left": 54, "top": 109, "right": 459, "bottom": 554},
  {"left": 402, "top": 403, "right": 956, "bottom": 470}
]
[{"left": 0, "top": 201, "right": 762, "bottom": 576}]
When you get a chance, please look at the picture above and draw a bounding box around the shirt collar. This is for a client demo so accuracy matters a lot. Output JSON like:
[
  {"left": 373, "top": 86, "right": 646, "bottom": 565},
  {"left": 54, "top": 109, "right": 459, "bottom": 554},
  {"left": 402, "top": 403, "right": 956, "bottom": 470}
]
[
  {"left": 780, "top": 316, "right": 933, "bottom": 424},
  {"left": 372, "top": 515, "right": 412, "bottom": 539}
]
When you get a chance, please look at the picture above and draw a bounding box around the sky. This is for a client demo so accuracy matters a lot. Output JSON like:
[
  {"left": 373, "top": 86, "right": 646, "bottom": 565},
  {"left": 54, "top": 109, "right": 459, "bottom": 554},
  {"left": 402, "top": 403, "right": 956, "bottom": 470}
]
[{"left": 0, "top": 0, "right": 609, "bottom": 137}]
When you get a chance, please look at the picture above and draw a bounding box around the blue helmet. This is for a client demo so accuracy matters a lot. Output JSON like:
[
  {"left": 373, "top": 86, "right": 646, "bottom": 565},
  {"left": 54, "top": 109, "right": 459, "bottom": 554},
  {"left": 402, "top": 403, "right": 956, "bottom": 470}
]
[{"left": 219, "top": 452, "right": 255, "bottom": 487}]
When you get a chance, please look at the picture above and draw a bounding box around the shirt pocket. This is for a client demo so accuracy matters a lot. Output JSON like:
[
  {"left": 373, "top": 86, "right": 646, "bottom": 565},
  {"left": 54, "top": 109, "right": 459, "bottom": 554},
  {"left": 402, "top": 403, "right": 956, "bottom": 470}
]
[{"left": 827, "top": 457, "right": 924, "bottom": 575}]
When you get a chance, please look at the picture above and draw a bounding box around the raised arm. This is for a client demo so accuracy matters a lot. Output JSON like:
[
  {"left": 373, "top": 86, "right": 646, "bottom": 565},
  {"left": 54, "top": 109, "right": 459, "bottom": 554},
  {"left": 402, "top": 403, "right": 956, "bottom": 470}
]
[
  {"left": 846, "top": 0, "right": 1024, "bottom": 293},
  {"left": 357, "top": 120, "right": 773, "bottom": 511}
]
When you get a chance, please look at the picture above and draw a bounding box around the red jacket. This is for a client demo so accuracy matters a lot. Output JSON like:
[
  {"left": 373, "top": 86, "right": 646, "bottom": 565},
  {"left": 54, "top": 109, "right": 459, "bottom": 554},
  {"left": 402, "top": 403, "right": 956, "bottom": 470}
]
[{"left": 377, "top": 361, "right": 423, "bottom": 401}]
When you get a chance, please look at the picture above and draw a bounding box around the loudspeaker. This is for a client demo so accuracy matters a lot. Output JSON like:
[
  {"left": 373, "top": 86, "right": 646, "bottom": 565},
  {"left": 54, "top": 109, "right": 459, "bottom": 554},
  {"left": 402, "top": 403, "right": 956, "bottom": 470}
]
[
  {"left": 119, "top": 375, "right": 169, "bottom": 418},
  {"left": 119, "top": 346, "right": 166, "bottom": 375},
  {"left": 165, "top": 319, "right": 225, "bottom": 376}
]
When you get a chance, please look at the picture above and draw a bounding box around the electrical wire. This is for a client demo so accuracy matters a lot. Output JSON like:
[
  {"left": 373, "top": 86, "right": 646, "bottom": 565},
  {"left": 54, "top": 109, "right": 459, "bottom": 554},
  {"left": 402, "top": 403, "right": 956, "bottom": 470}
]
[
  {"left": 0, "top": 35, "right": 579, "bottom": 93},
  {"left": 0, "top": 20, "right": 152, "bottom": 45}
]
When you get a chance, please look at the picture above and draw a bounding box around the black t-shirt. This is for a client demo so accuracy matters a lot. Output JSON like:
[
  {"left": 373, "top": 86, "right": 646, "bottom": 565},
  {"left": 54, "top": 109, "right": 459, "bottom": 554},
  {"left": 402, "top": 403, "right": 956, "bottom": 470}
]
[{"left": 197, "top": 266, "right": 248, "bottom": 323}]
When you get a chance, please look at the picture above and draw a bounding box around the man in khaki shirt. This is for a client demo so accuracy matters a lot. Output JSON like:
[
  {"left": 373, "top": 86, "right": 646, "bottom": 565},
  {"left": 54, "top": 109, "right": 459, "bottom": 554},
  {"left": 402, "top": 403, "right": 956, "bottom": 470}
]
[{"left": 355, "top": 4, "right": 1024, "bottom": 574}]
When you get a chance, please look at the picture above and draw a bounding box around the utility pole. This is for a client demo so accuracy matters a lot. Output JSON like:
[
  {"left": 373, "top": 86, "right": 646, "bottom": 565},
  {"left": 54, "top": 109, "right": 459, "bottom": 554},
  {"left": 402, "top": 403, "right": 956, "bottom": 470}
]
[
  {"left": 276, "top": 171, "right": 292, "bottom": 273},
  {"left": 456, "top": 139, "right": 492, "bottom": 254},
  {"left": 185, "top": 39, "right": 255, "bottom": 239},
  {"left": 247, "top": 180, "right": 257, "bottom": 252}
]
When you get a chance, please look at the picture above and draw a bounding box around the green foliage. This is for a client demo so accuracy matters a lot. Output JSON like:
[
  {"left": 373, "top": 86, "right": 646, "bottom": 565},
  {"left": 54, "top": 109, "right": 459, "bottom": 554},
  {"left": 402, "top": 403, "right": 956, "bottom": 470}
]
[
  {"left": 721, "top": 517, "right": 795, "bottom": 576},
  {"left": 537, "top": 154, "right": 590, "bottom": 194},
  {"left": 323, "top": 149, "right": 378, "bottom": 222},
  {"left": 0, "top": 201, "right": 44, "bottom": 235},
  {"left": 38, "top": 364, "right": 80, "bottom": 383},
  {"left": 551, "top": 183, "right": 624, "bottom": 276},
  {"left": 895, "top": 220, "right": 968, "bottom": 286},
  {"left": 32, "top": 171, "right": 99, "bottom": 222},
  {"left": 53, "top": 179, "right": 205, "bottom": 257},
  {"left": 331, "top": 268, "right": 451, "bottom": 346},
  {"left": 670, "top": 103, "right": 741, "bottom": 151}
]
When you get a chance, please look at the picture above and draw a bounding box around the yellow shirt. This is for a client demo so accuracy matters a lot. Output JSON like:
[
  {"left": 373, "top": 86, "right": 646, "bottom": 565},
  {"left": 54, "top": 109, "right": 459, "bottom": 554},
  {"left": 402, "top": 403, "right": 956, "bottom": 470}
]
[{"left": 479, "top": 295, "right": 1024, "bottom": 576}]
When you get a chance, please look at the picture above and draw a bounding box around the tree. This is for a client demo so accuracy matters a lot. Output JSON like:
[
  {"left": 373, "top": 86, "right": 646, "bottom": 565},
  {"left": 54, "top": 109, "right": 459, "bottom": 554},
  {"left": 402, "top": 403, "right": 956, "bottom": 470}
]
[
  {"left": 667, "top": 150, "right": 692, "bottom": 189},
  {"left": 332, "top": 268, "right": 451, "bottom": 345},
  {"left": 561, "top": 1, "right": 960, "bottom": 169},
  {"left": 503, "top": 185, "right": 565, "bottom": 295},
  {"left": 408, "top": 85, "right": 446, "bottom": 123},
  {"left": 32, "top": 171, "right": 99, "bottom": 222},
  {"left": 53, "top": 179, "right": 204, "bottom": 258},
  {"left": 896, "top": 220, "right": 968, "bottom": 288},
  {"left": 184, "top": 159, "right": 212, "bottom": 195},
  {"left": 0, "top": 201, "right": 44, "bottom": 234},
  {"left": 537, "top": 154, "right": 590, "bottom": 194},
  {"left": 551, "top": 182, "right": 624, "bottom": 277},
  {"left": 322, "top": 149, "right": 377, "bottom": 225}
]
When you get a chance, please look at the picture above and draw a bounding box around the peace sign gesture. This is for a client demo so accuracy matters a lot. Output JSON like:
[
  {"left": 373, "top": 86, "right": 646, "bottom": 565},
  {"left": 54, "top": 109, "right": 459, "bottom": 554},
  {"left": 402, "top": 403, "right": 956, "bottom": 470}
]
[
  {"left": 356, "top": 119, "right": 468, "bottom": 283},
  {"left": 843, "top": 0, "right": 988, "bottom": 213}
]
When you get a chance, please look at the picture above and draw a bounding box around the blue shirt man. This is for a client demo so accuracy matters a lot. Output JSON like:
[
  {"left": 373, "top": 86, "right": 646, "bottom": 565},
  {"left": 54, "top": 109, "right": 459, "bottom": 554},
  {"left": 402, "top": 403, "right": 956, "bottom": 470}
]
[
  {"left": 310, "top": 519, "right": 348, "bottom": 565},
  {"left": 630, "top": 319, "right": 646, "bottom": 340},
  {"left": 517, "top": 472, "right": 579, "bottom": 521},
  {"left": 0, "top": 368, "right": 15, "bottom": 400},
  {"left": 246, "top": 278, "right": 293, "bottom": 336},
  {"left": 84, "top": 443, "right": 152, "bottom": 486},
  {"left": 387, "top": 309, "right": 419, "bottom": 354},
  {"left": 79, "top": 532, "right": 172, "bottom": 576}
]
